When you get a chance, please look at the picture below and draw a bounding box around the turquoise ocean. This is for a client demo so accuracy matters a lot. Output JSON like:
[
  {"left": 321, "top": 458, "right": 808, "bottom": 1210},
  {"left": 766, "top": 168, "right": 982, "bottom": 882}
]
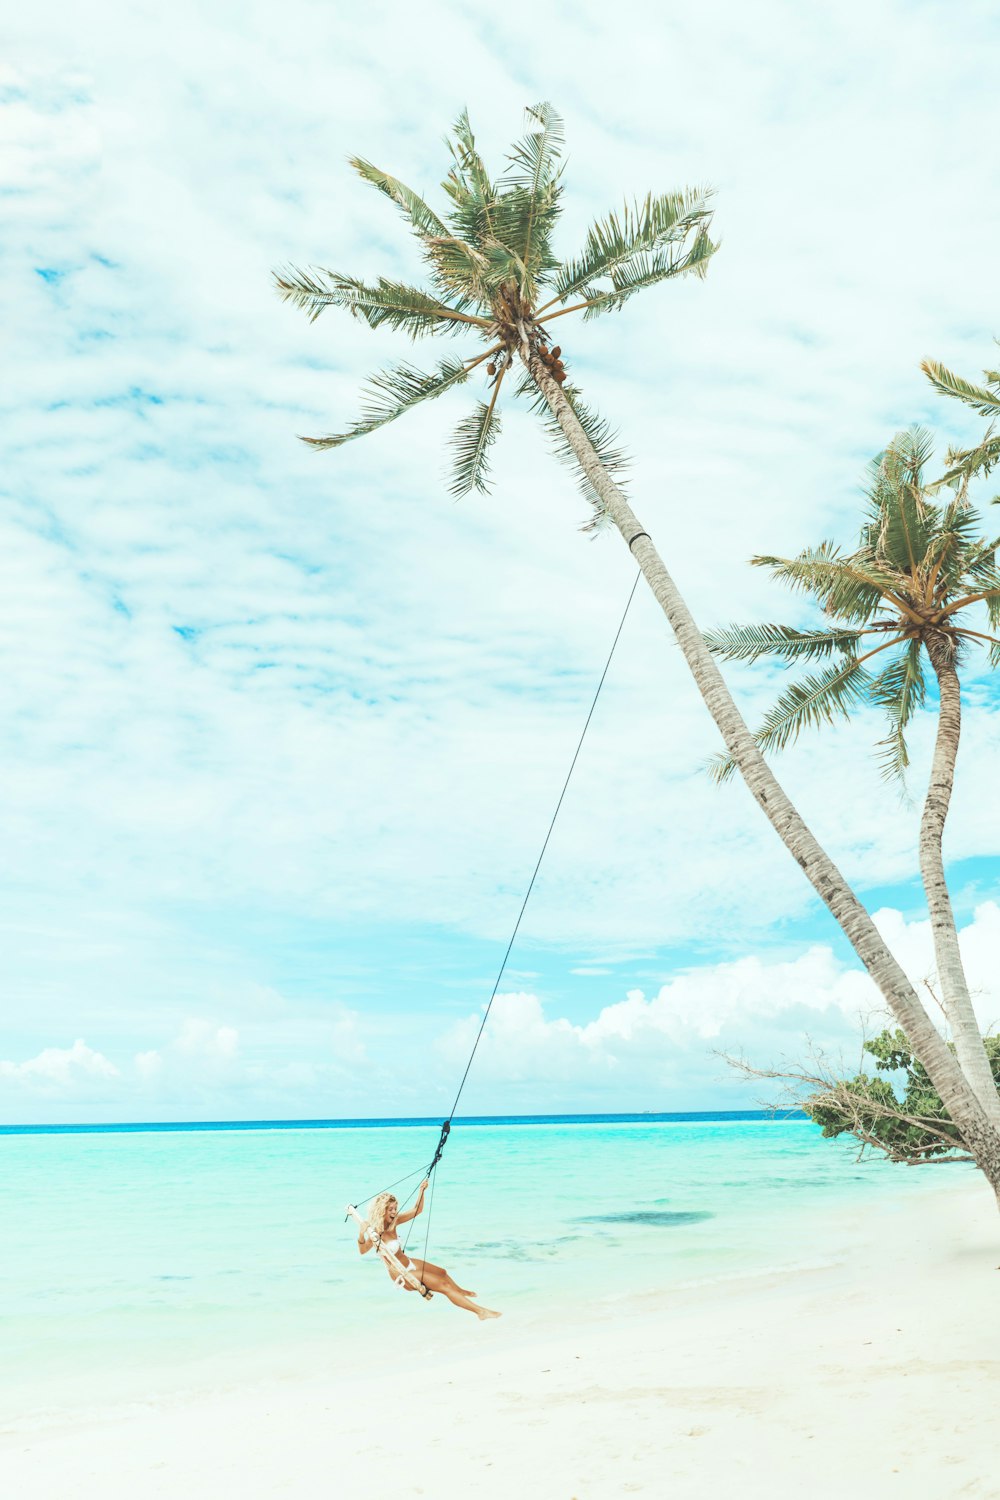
[{"left": 0, "top": 1113, "right": 959, "bottom": 1421}]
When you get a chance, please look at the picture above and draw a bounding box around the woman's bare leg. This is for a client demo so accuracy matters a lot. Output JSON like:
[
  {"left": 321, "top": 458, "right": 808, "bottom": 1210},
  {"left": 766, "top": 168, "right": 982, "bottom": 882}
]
[
  {"left": 409, "top": 1260, "right": 500, "bottom": 1320},
  {"left": 419, "top": 1259, "right": 476, "bottom": 1298}
]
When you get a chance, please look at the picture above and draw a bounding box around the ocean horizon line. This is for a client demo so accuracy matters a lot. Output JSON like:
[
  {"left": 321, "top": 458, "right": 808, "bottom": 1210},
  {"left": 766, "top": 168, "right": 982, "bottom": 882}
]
[{"left": 0, "top": 1108, "right": 806, "bottom": 1137}]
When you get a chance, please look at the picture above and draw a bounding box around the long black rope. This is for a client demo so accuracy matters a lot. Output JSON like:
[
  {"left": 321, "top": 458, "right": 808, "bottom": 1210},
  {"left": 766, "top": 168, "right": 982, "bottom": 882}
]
[
  {"left": 350, "top": 571, "right": 641, "bottom": 1259},
  {"left": 413, "top": 569, "right": 642, "bottom": 1264}
]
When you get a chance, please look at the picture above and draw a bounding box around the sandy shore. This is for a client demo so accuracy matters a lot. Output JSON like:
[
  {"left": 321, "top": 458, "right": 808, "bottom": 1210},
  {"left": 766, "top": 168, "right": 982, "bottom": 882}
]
[{"left": 4, "top": 1174, "right": 998, "bottom": 1500}]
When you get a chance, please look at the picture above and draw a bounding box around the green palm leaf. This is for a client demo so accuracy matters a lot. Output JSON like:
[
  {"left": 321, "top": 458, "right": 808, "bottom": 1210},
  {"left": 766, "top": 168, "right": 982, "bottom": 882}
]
[
  {"left": 518, "top": 374, "right": 630, "bottom": 527},
  {"left": 449, "top": 400, "right": 502, "bottom": 497},
  {"left": 480, "top": 241, "right": 531, "bottom": 290},
  {"left": 349, "top": 158, "right": 449, "bottom": 240},
  {"left": 929, "top": 430, "right": 1000, "bottom": 493},
  {"left": 501, "top": 102, "right": 565, "bottom": 284},
  {"left": 577, "top": 231, "right": 717, "bottom": 318},
  {"left": 446, "top": 109, "right": 495, "bottom": 206},
  {"left": 751, "top": 547, "right": 891, "bottom": 622},
  {"left": 865, "top": 429, "right": 934, "bottom": 575},
  {"left": 961, "top": 552, "right": 1000, "bottom": 634},
  {"left": 871, "top": 639, "right": 926, "bottom": 783},
  {"left": 704, "top": 622, "right": 864, "bottom": 663},
  {"left": 274, "top": 268, "right": 476, "bottom": 335},
  {"left": 441, "top": 108, "right": 507, "bottom": 249},
  {"left": 754, "top": 657, "right": 877, "bottom": 756},
  {"left": 423, "top": 236, "right": 492, "bottom": 304},
  {"left": 504, "top": 101, "right": 564, "bottom": 196},
  {"left": 924, "top": 502, "right": 988, "bottom": 594},
  {"left": 552, "top": 190, "right": 715, "bottom": 303},
  {"left": 301, "top": 358, "right": 469, "bottom": 450},
  {"left": 708, "top": 652, "right": 882, "bottom": 784},
  {"left": 922, "top": 360, "right": 1000, "bottom": 419}
]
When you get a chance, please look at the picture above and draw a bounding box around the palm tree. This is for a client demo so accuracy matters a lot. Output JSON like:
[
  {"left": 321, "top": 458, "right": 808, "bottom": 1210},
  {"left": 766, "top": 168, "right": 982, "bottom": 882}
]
[
  {"left": 922, "top": 345, "right": 1000, "bottom": 495},
  {"left": 705, "top": 427, "right": 1000, "bottom": 1129},
  {"left": 275, "top": 103, "right": 1000, "bottom": 1198}
]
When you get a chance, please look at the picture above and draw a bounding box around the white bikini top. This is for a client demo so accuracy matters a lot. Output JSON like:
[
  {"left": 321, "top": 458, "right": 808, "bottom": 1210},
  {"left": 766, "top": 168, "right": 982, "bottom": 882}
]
[{"left": 367, "top": 1228, "right": 401, "bottom": 1256}]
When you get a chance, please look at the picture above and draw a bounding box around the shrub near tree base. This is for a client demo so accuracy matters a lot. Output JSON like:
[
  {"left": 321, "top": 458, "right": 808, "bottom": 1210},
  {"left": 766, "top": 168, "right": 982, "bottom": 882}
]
[{"left": 805, "top": 1031, "right": 1000, "bottom": 1163}]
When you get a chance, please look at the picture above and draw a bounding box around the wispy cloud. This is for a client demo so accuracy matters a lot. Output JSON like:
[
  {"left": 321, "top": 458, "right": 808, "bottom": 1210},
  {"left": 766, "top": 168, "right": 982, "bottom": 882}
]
[{"left": 4, "top": 3, "right": 1000, "bottom": 1112}]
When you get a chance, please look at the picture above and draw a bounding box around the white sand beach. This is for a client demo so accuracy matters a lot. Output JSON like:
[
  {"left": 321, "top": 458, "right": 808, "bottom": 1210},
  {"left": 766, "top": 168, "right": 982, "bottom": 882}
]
[{"left": 4, "top": 1174, "right": 997, "bottom": 1500}]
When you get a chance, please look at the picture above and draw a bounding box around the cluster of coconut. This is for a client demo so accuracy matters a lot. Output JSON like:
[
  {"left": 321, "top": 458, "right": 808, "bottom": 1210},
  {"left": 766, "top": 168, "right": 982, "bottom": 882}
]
[{"left": 536, "top": 343, "right": 567, "bottom": 383}]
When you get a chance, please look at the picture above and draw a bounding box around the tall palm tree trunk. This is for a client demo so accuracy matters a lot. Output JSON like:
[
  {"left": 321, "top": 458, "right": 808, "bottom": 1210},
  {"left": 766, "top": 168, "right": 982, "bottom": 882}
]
[
  {"left": 521, "top": 345, "right": 1000, "bottom": 1198},
  {"left": 921, "top": 637, "right": 1000, "bottom": 1128}
]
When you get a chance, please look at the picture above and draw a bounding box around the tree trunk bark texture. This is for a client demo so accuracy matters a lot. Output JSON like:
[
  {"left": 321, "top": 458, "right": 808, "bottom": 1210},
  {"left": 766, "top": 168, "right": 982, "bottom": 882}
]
[
  {"left": 520, "top": 344, "right": 1000, "bottom": 1199},
  {"left": 921, "top": 641, "right": 1000, "bottom": 1128}
]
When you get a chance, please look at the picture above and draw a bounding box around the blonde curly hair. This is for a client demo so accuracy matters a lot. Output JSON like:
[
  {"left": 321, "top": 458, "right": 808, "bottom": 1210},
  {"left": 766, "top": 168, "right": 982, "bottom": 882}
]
[{"left": 364, "top": 1191, "right": 398, "bottom": 1238}]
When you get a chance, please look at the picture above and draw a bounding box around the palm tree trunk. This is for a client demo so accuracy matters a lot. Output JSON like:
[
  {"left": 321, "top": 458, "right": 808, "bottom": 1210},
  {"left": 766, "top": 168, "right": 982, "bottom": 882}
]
[
  {"left": 521, "top": 346, "right": 1000, "bottom": 1198},
  {"left": 921, "top": 638, "right": 1000, "bottom": 1128}
]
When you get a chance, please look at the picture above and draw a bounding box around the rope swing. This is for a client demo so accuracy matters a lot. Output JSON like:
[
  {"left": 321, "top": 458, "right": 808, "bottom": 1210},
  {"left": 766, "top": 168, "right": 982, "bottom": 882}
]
[{"left": 347, "top": 568, "right": 642, "bottom": 1278}]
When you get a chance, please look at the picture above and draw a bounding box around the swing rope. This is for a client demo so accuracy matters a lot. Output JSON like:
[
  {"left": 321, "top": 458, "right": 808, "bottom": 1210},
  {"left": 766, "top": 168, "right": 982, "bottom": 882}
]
[
  {"left": 349, "top": 570, "right": 641, "bottom": 1263},
  {"left": 412, "top": 568, "right": 642, "bottom": 1265}
]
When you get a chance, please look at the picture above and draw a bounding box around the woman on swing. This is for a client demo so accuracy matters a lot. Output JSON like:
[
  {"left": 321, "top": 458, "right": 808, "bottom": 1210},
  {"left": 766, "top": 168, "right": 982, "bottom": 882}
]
[{"left": 357, "top": 1180, "right": 501, "bottom": 1321}]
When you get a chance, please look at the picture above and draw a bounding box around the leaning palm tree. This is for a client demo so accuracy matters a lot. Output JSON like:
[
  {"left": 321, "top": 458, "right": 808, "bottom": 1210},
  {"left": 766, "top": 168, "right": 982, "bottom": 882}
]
[
  {"left": 275, "top": 103, "right": 1000, "bottom": 1198},
  {"left": 922, "top": 344, "right": 1000, "bottom": 495},
  {"left": 705, "top": 427, "right": 1000, "bottom": 1129}
]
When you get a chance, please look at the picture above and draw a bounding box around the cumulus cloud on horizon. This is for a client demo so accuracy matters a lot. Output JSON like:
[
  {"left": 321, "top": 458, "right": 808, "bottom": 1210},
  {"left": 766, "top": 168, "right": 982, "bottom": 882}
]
[{"left": 5, "top": 903, "right": 999, "bottom": 1121}]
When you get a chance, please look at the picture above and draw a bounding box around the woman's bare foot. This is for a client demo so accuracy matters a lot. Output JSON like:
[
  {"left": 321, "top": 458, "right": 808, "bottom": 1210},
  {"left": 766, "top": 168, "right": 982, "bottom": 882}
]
[{"left": 476, "top": 1306, "right": 501, "bottom": 1321}]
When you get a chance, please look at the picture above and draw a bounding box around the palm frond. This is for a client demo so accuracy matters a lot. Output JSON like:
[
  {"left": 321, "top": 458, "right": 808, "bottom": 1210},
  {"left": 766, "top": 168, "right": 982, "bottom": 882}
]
[
  {"left": 922, "top": 359, "right": 1000, "bottom": 419},
  {"left": 959, "top": 551, "right": 1000, "bottom": 632},
  {"left": 754, "top": 658, "right": 875, "bottom": 755},
  {"left": 480, "top": 241, "right": 531, "bottom": 290},
  {"left": 889, "top": 424, "right": 936, "bottom": 479},
  {"left": 442, "top": 109, "right": 503, "bottom": 246},
  {"left": 576, "top": 230, "right": 717, "bottom": 319},
  {"left": 706, "top": 750, "right": 740, "bottom": 785},
  {"left": 273, "top": 268, "right": 478, "bottom": 336},
  {"left": 707, "top": 649, "right": 879, "bottom": 784},
  {"left": 928, "top": 429, "right": 1000, "bottom": 493},
  {"left": 704, "top": 622, "right": 864, "bottom": 663},
  {"left": 301, "top": 357, "right": 468, "bottom": 450},
  {"left": 923, "top": 502, "right": 987, "bottom": 594},
  {"left": 449, "top": 399, "right": 502, "bottom": 497},
  {"left": 866, "top": 429, "right": 934, "bottom": 575},
  {"left": 446, "top": 109, "right": 494, "bottom": 204},
  {"left": 504, "top": 101, "right": 564, "bottom": 196},
  {"left": 423, "top": 235, "right": 492, "bottom": 304},
  {"left": 552, "top": 190, "right": 715, "bottom": 303},
  {"left": 517, "top": 374, "right": 630, "bottom": 528},
  {"left": 349, "top": 158, "right": 448, "bottom": 240},
  {"left": 501, "top": 102, "right": 565, "bottom": 284},
  {"left": 871, "top": 639, "right": 926, "bottom": 783},
  {"left": 751, "top": 546, "right": 890, "bottom": 622}
]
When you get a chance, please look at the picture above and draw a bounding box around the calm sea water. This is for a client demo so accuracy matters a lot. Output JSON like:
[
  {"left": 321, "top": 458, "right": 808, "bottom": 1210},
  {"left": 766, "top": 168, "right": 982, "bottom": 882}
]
[{"left": 0, "top": 1114, "right": 958, "bottom": 1419}]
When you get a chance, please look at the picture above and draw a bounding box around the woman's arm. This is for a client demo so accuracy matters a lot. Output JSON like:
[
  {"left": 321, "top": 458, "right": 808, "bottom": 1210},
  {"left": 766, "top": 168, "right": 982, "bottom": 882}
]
[
  {"left": 395, "top": 1180, "right": 430, "bottom": 1226},
  {"left": 357, "top": 1224, "right": 374, "bottom": 1255}
]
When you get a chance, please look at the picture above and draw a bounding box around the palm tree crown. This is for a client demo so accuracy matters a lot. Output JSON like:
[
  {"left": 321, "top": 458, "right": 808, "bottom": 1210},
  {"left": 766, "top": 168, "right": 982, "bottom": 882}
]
[
  {"left": 705, "top": 428, "right": 1000, "bottom": 781},
  {"left": 922, "top": 343, "right": 1000, "bottom": 495},
  {"left": 274, "top": 103, "right": 716, "bottom": 516}
]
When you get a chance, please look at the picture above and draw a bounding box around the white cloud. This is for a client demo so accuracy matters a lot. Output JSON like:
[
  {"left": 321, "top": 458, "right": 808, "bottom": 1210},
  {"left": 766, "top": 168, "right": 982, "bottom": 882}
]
[
  {"left": 437, "top": 902, "right": 1000, "bottom": 1110},
  {"left": 3, "top": 2, "right": 1000, "bottom": 1105},
  {"left": 174, "top": 1019, "right": 239, "bottom": 1059},
  {"left": 3, "top": 903, "right": 999, "bottom": 1119},
  {"left": 0, "top": 1039, "right": 119, "bottom": 1094}
]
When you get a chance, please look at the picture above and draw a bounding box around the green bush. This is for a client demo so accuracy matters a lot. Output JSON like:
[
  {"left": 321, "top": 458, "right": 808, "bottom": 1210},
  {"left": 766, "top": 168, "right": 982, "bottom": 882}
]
[{"left": 803, "top": 1030, "right": 1000, "bottom": 1161}]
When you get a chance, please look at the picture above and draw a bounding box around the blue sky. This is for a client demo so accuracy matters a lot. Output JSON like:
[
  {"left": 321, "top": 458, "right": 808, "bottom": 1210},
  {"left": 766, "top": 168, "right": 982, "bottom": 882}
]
[{"left": 3, "top": 0, "right": 1000, "bottom": 1121}]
